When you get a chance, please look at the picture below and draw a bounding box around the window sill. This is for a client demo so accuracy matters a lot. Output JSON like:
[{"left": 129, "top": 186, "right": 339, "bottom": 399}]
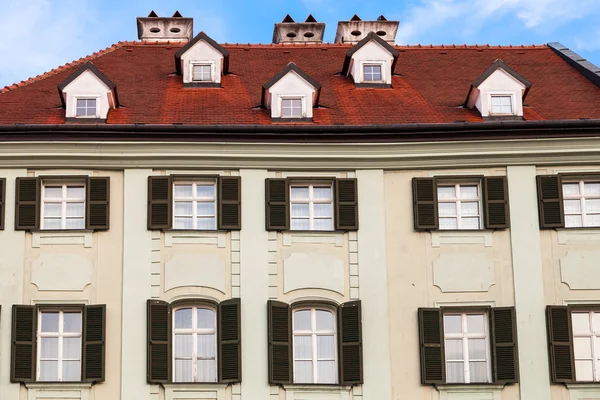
[
  {"left": 25, "top": 382, "right": 93, "bottom": 400},
  {"left": 354, "top": 82, "right": 392, "bottom": 88},
  {"left": 183, "top": 82, "right": 222, "bottom": 88},
  {"left": 25, "top": 382, "right": 93, "bottom": 387},
  {"left": 163, "top": 383, "right": 227, "bottom": 400},
  {"left": 32, "top": 230, "right": 93, "bottom": 248},
  {"left": 283, "top": 231, "right": 345, "bottom": 247},
  {"left": 431, "top": 230, "right": 493, "bottom": 247},
  {"left": 435, "top": 384, "right": 504, "bottom": 399},
  {"left": 164, "top": 230, "right": 227, "bottom": 248},
  {"left": 565, "top": 383, "right": 600, "bottom": 400},
  {"left": 282, "top": 384, "right": 352, "bottom": 400},
  {"left": 557, "top": 228, "right": 600, "bottom": 244}
]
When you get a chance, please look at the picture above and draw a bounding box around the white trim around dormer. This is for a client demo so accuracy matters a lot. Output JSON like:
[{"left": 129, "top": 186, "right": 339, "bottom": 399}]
[
  {"left": 72, "top": 95, "right": 101, "bottom": 119},
  {"left": 359, "top": 60, "right": 386, "bottom": 84},
  {"left": 189, "top": 60, "right": 217, "bottom": 83},
  {"left": 278, "top": 94, "right": 307, "bottom": 118},
  {"left": 487, "top": 92, "right": 517, "bottom": 116}
]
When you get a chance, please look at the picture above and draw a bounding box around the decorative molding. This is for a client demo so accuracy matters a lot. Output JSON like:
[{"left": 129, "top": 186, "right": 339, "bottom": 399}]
[
  {"left": 434, "top": 300, "right": 496, "bottom": 308},
  {"left": 282, "top": 171, "right": 341, "bottom": 178},
  {"left": 563, "top": 299, "right": 600, "bottom": 306},
  {"left": 557, "top": 229, "right": 600, "bottom": 244},
  {"left": 436, "top": 384, "right": 503, "bottom": 400},
  {"left": 282, "top": 385, "right": 352, "bottom": 400},
  {"left": 165, "top": 231, "right": 226, "bottom": 248},
  {"left": 151, "top": 230, "right": 161, "bottom": 298},
  {"left": 31, "top": 253, "right": 93, "bottom": 291},
  {"left": 34, "top": 170, "right": 94, "bottom": 177},
  {"left": 32, "top": 231, "right": 93, "bottom": 248},
  {"left": 163, "top": 383, "right": 227, "bottom": 400},
  {"left": 282, "top": 232, "right": 344, "bottom": 247},
  {"left": 429, "top": 171, "right": 489, "bottom": 177},
  {"left": 433, "top": 253, "right": 495, "bottom": 293},
  {"left": 165, "top": 253, "right": 227, "bottom": 293},
  {"left": 231, "top": 231, "right": 241, "bottom": 298},
  {"left": 349, "top": 231, "right": 359, "bottom": 300},
  {"left": 268, "top": 231, "right": 279, "bottom": 299},
  {"left": 283, "top": 252, "right": 345, "bottom": 295},
  {"left": 431, "top": 230, "right": 493, "bottom": 247},
  {"left": 554, "top": 168, "right": 600, "bottom": 174},
  {"left": 560, "top": 251, "right": 600, "bottom": 290},
  {"left": 565, "top": 384, "right": 600, "bottom": 400},
  {"left": 25, "top": 383, "right": 92, "bottom": 400},
  {"left": 166, "top": 169, "right": 226, "bottom": 176}
]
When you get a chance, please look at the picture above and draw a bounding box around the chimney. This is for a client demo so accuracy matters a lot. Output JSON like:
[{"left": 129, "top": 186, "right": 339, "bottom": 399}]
[
  {"left": 334, "top": 14, "right": 399, "bottom": 44},
  {"left": 136, "top": 11, "right": 193, "bottom": 42},
  {"left": 272, "top": 14, "right": 325, "bottom": 44}
]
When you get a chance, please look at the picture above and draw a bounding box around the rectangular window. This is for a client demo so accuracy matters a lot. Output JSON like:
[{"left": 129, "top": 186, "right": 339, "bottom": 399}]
[
  {"left": 290, "top": 184, "right": 333, "bottom": 231},
  {"left": 443, "top": 312, "right": 491, "bottom": 384},
  {"left": 562, "top": 180, "right": 600, "bottom": 228},
  {"left": 437, "top": 183, "right": 482, "bottom": 230},
  {"left": 281, "top": 98, "right": 303, "bottom": 118},
  {"left": 173, "top": 181, "right": 217, "bottom": 230},
  {"left": 363, "top": 64, "right": 382, "bottom": 82},
  {"left": 37, "top": 310, "right": 82, "bottom": 382},
  {"left": 41, "top": 182, "right": 86, "bottom": 230},
  {"left": 572, "top": 311, "right": 600, "bottom": 382},
  {"left": 75, "top": 98, "right": 97, "bottom": 117},
  {"left": 192, "top": 64, "right": 212, "bottom": 82},
  {"left": 490, "top": 95, "right": 513, "bottom": 115}
]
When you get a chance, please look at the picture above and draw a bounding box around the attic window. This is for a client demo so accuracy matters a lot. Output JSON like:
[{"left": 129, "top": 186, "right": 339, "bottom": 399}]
[
  {"left": 281, "top": 97, "right": 303, "bottom": 118},
  {"left": 75, "top": 98, "right": 98, "bottom": 118},
  {"left": 192, "top": 64, "right": 212, "bottom": 82},
  {"left": 490, "top": 95, "right": 514, "bottom": 115},
  {"left": 363, "top": 64, "right": 383, "bottom": 82}
]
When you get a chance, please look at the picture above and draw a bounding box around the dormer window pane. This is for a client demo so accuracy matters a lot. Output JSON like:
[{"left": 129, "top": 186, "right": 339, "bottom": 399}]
[
  {"left": 192, "top": 65, "right": 212, "bottom": 82},
  {"left": 76, "top": 99, "right": 97, "bottom": 117},
  {"left": 282, "top": 98, "right": 303, "bottom": 118},
  {"left": 363, "top": 65, "right": 382, "bottom": 82},
  {"left": 491, "top": 96, "right": 513, "bottom": 115}
]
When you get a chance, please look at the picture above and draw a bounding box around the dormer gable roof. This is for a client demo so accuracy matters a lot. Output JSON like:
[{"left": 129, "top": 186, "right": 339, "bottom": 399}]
[
  {"left": 261, "top": 62, "right": 322, "bottom": 107},
  {"left": 174, "top": 31, "right": 230, "bottom": 75},
  {"left": 57, "top": 61, "right": 118, "bottom": 107},
  {"left": 466, "top": 59, "right": 532, "bottom": 103},
  {"left": 342, "top": 31, "right": 399, "bottom": 75}
]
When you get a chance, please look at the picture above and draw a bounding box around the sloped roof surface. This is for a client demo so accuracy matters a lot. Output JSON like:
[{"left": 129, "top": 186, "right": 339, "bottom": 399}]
[{"left": 1, "top": 41, "right": 600, "bottom": 125}]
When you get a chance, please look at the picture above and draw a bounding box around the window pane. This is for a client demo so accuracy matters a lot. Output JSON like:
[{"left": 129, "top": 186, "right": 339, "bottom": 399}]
[
  {"left": 291, "top": 219, "right": 310, "bottom": 230},
  {"left": 197, "top": 308, "right": 215, "bottom": 329},
  {"left": 63, "top": 337, "right": 81, "bottom": 359},
  {"left": 196, "top": 217, "right": 216, "bottom": 230},
  {"left": 294, "top": 336, "right": 312, "bottom": 359},
  {"left": 76, "top": 107, "right": 87, "bottom": 116},
  {"left": 197, "top": 334, "right": 216, "bottom": 358},
  {"left": 174, "top": 359, "right": 193, "bottom": 382},
  {"left": 439, "top": 217, "right": 458, "bottom": 230},
  {"left": 65, "top": 218, "right": 85, "bottom": 229},
  {"left": 291, "top": 187, "right": 309, "bottom": 199},
  {"left": 197, "top": 202, "right": 215, "bottom": 216},
  {"left": 313, "top": 187, "right": 332, "bottom": 199},
  {"left": 313, "top": 218, "right": 333, "bottom": 231},
  {"left": 294, "top": 360, "right": 313, "bottom": 383},
  {"left": 460, "top": 185, "right": 479, "bottom": 198},
  {"left": 586, "top": 199, "right": 600, "bottom": 214},
  {"left": 466, "top": 314, "right": 485, "bottom": 334},
  {"left": 564, "top": 200, "right": 582, "bottom": 214},
  {"left": 317, "top": 360, "right": 337, "bottom": 383},
  {"left": 317, "top": 335, "right": 335, "bottom": 358},
  {"left": 594, "top": 313, "right": 600, "bottom": 333},
  {"left": 565, "top": 215, "right": 583, "bottom": 228},
  {"left": 445, "top": 361, "right": 464, "bottom": 383},
  {"left": 445, "top": 339, "right": 463, "bottom": 360},
  {"left": 563, "top": 183, "right": 580, "bottom": 196},
  {"left": 43, "top": 218, "right": 61, "bottom": 230},
  {"left": 469, "top": 361, "right": 489, "bottom": 382},
  {"left": 281, "top": 99, "right": 292, "bottom": 108},
  {"left": 41, "top": 312, "right": 59, "bottom": 332},
  {"left": 587, "top": 214, "right": 600, "bottom": 227},
  {"left": 66, "top": 186, "right": 85, "bottom": 199},
  {"left": 438, "top": 202, "right": 456, "bottom": 217},
  {"left": 174, "top": 202, "right": 193, "bottom": 216},
  {"left": 197, "top": 359, "right": 217, "bottom": 382},
  {"left": 491, "top": 97, "right": 502, "bottom": 106},
  {"left": 444, "top": 315, "right": 462, "bottom": 334},
  {"left": 438, "top": 186, "right": 456, "bottom": 199},
  {"left": 468, "top": 339, "right": 487, "bottom": 360},
  {"left": 44, "top": 203, "right": 62, "bottom": 217},
  {"left": 316, "top": 310, "right": 334, "bottom": 331},
  {"left": 314, "top": 204, "right": 332, "bottom": 217},
  {"left": 572, "top": 313, "right": 591, "bottom": 334},
  {"left": 66, "top": 203, "right": 85, "bottom": 217},
  {"left": 40, "top": 337, "right": 58, "bottom": 358},
  {"left": 294, "top": 310, "right": 311, "bottom": 331},
  {"left": 584, "top": 183, "right": 600, "bottom": 195},
  {"left": 175, "top": 308, "right": 193, "bottom": 329},
  {"left": 575, "top": 360, "right": 594, "bottom": 381},
  {"left": 76, "top": 99, "right": 87, "bottom": 108},
  {"left": 196, "top": 185, "right": 215, "bottom": 198},
  {"left": 462, "top": 217, "right": 481, "bottom": 230},
  {"left": 174, "top": 217, "right": 193, "bottom": 230},
  {"left": 44, "top": 187, "right": 63, "bottom": 199},
  {"left": 291, "top": 204, "right": 309, "bottom": 217},
  {"left": 62, "top": 360, "right": 81, "bottom": 381},
  {"left": 574, "top": 337, "right": 592, "bottom": 358},
  {"left": 174, "top": 184, "right": 193, "bottom": 198},
  {"left": 174, "top": 334, "right": 192, "bottom": 358},
  {"left": 461, "top": 202, "right": 479, "bottom": 217},
  {"left": 39, "top": 360, "right": 58, "bottom": 381}
]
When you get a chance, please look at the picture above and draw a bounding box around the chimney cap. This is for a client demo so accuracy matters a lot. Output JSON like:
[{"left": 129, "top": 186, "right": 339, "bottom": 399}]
[
  {"left": 282, "top": 14, "right": 295, "bottom": 23},
  {"left": 137, "top": 11, "right": 193, "bottom": 42},
  {"left": 305, "top": 14, "right": 317, "bottom": 22},
  {"left": 172, "top": 11, "right": 183, "bottom": 18},
  {"left": 350, "top": 14, "right": 362, "bottom": 21},
  {"left": 147, "top": 10, "right": 158, "bottom": 17}
]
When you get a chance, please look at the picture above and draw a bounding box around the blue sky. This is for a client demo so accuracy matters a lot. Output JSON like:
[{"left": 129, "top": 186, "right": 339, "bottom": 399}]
[{"left": 1, "top": 0, "right": 599, "bottom": 88}]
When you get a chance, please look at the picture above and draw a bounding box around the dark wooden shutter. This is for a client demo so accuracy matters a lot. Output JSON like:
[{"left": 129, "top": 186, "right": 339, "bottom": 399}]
[
  {"left": 335, "top": 178, "right": 359, "bottom": 231},
  {"left": 83, "top": 305, "right": 106, "bottom": 382},
  {"left": 11, "top": 305, "right": 36, "bottom": 382},
  {"left": 546, "top": 305, "right": 575, "bottom": 383},
  {"left": 15, "top": 177, "right": 40, "bottom": 230},
  {"left": 418, "top": 308, "right": 444, "bottom": 384},
  {"left": 339, "top": 300, "right": 363, "bottom": 384},
  {"left": 267, "top": 300, "right": 292, "bottom": 384},
  {"left": 484, "top": 177, "right": 510, "bottom": 229},
  {"left": 147, "top": 300, "right": 171, "bottom": 383},
  {"left": 218, "top": 298, "right": 241, "bottom": 383},
  {"left": 86, "top": 177, "right": 110, "bottom": 230},
  {"left": 147, "top": 176, "right": 172, "bottom": 230},
  {"left": 218, "top": 176, "right": 241, "bottom": 230},
  {"left": 0, "top": 178, "right": 6, "bottom": 230},
  {"left": 265, "top": 179, "right": 289, "bottom": 231},
  {"left": 537, "top": 175, "right": 564, "bottom": 229},
  {"left": 413, "top": 178, "right": 438, "bottom": 230},
  {"left": 491, "top": 307, "right": 518, "bottom": 383}
]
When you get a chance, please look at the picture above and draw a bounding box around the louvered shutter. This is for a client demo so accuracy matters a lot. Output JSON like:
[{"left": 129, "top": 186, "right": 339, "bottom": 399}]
[
  {"left": 266, "top": 179, "right": 289, "bottom": 231},
  {"left": 218, "top": 177, "right": 241, "bottom": 230},
  {"left": 83, "top": 305, "right": 106, "bottom": 382},
  {"left": 546, "top": 305, "right": 575, "bottom": 383},
  {"left": 0, "top": 178, "right": 5, "bottom": 230},
  {"left": 147, "top": 300, "right": 171, "bottom": 383},
  {"left": 491, "top": 307, "right": 518, "bottom": 383},
  {"left": 537, "top": 175, "right": 564, "bottom": 229},
  {"left": 267, "top": 300, "right": 292, "bottom": 384},
  {"left": 339, "top": 300, "right": 363, "bottom": 384},
  {"left": 418, "top": 308, "right": 444, "bottom": 384},
  {"left": 86, "top": 177, "right": 110, "bottom": 230},
  {"left": 413, "top": 178, "right": 438, "bottom": 230},
  {"left": 218, "top": 298, "right": 241, "bottom": 383},
  {"left": 484, "top": 177, "right": 510, "bottom": 229},
  {"left": 335, "top": 178, "right": 359, "bottom": 231},
  {"left": 15, "top": 177, "right": 40, "bottom": 230},
  {"left": 147, "top": 176, "right": 172, "bottom": 230},
  {"left": 11, "top": 305, "right": 36, "bottom": 382}
]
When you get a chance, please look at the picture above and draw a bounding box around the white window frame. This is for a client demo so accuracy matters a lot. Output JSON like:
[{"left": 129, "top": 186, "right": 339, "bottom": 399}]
[
  {"left": 361, "top": 62, "right": 385, "bottom": 83},
  {"left": 279, "top": 95, "right": 306, "bottom": 119},
  {"left": 571, "top": 310, "right": 600, "bottom": 382},
  {"left": 37, "top": 309, "right": 83, "bottom": 382},
  {"left": 172, "top": 180, "right": 217, "bottom": 230},
  {"left": 172, "top": 305, "right": 218, "bottom": 383},
  {"left": 488, "top": 93, "right": 515, "bottom": 116},
  {"left": 289, "top": 182, "right": 334, "bottom": 231},
  {"left": 292, "top": 306, "right": 338, "bottom": 384},
  {"left": 190, "top": 61, "right": 215, "bottom": 82},
  {"left": 73, "top": 96, "right": 100, "bottom": 118},
  {"left": 41, "top": 181, "right": 86, "bottom": 230},
  {"left": 562, "top": 180, "right": 600, "bottom": 228},
  {"left": 443, "top": 311, "right": 492, "bottom": 384},
  {"left": 437, "top": 182, "right": 483, "bottom": 230}
]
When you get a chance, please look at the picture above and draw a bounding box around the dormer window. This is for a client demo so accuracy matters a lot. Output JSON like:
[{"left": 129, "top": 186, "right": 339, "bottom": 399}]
[
  {"left": 175, "top": 32, "right": 229, "bottom": 88},
  {"left": 341, "top": 32, "right": 398, "bottom": 88},
  {"left": 490, "top": 95, "right": 514, "bottom": 115},
  {"left": 75, "top": 98, "right": 98, "bottom": 118},
  {"left": 281, "top": 97, "right": 304, "bottom": 118},
  {"left": 192, "top": 63, "right": 212, "bottom": 82},
  {"left": 363, "top": 64, "right": 383, "bottom": 82}
]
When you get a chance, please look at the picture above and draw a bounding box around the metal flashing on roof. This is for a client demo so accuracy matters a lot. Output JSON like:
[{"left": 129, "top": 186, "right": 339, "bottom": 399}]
[
  {"left": 548, "top": 42, "right": 600, "bottom": 88},
  {"left": 174, "top": 32, "right": 230, "bottom": 75}
]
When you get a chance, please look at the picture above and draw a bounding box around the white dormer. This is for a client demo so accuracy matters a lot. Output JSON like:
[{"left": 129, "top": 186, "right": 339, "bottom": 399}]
[
  {"left": 57, "top": 61, "right": 118, "bottom": 120},
  {"left": 342, "top": 32, "right": 399, "bottom": 87},
  {"left": 466, "top": 60, "right": 532, "bottom": 118},
  {"left": 262, "top": 63, "right": 321, "bottom": 120},
  {"left": 175, "top": 32, "right": 229, "bottom": 87}
]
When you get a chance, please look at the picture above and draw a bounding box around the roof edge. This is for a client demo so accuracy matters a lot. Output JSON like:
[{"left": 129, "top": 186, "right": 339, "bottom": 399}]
[
  {"left": 174, "top": 32, "right": 230, "bottom": 75},
  {"left": 342, "top": 32, "right": 400, "bottom": 75},
  {"left": 548, "top": 42, "right": 600, "bottom": 88}
]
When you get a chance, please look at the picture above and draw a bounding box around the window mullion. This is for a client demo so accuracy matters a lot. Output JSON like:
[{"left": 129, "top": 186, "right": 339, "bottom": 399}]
[
  {"left": 309, "top": 185, "right": 314, "bottom": 231},
  {"left": 192, "top": 306, "right": 198, "bottom": 382},
  {"left": 591, "top": 311, "right": 599, "bottom": 382},
  {"left": 61, "top": 185, "right": 67, "bottom": 230},
  {"left": 58, "top": 311, "right": 64, "bottom": 381},
  {"left": 462, "top": 314, "right": 470, "bottom": 384},
  {"left": 312, "top": 309, "right": 318, "bottom": 383}
]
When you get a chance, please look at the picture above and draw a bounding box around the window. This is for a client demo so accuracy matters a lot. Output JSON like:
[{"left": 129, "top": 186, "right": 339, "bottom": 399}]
[
  {"left": 281, "top": 98, "right": 303, "bottom": 118},
  {"left": 571, "top": 311, "right": 600, "bottom": 382},
  {"left": 173, "top": 306, "right": 217, "bottom": 383},
  {"left": 192, "top": 64, "right": 212, "bottom": 82},
  {"left": 173, "top": 181, "right": 217, "bottom": 230},
  {"left": 290, "top": 184, "right": 333, "bottom": 231},
  {"left": 443, "top": 312, "right": 491, "bottom": 384},
  {"left": 293, "top": 307, "right": 337, "bottom": 384},
  {"left": 490, "top": 95, "right": 513, "bottom": 115},
  {"left": 363, "top": 64, "right": 382, "bottom": 82},
  {"left": 41, "top": 182, "right": 86, "bottom": 230},
  {"left": 38, "top": 310, "right": 82, "bottom": 382},
  {"left": 75, "top": 98, "right": 97, "bottom": 117},
  {"left": 437, "top": 183, "right": 482, "bottom": 230},
  {"left": 562, "top": 180, "right": 600, "bottom": 228}
]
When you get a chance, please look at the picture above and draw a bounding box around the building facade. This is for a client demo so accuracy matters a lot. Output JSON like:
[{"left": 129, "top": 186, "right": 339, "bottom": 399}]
[{"left": 0, "top": 11, "right": 600, "bottom": 400}]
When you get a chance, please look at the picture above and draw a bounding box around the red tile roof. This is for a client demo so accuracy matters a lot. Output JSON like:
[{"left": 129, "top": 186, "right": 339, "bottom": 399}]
[{"left": 1, "top": 41, "right": 599, "bottom": 125}]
